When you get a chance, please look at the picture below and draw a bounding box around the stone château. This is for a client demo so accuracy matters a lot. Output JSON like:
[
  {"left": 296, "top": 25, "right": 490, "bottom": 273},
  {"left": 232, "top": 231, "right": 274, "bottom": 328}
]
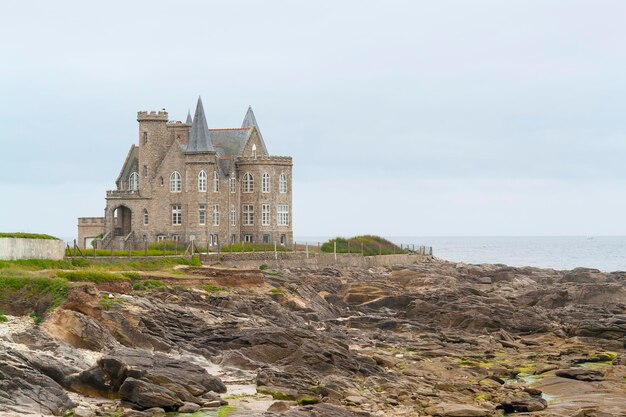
[{"left": 77, "top": 97, "right": 293, "bottom": 249}]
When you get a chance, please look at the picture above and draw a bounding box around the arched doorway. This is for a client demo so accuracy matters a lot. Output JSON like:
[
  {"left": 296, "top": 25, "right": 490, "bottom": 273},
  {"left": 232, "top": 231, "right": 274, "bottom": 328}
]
[{"left": 112, "top": 205, "right": 132, "bottom": 237}]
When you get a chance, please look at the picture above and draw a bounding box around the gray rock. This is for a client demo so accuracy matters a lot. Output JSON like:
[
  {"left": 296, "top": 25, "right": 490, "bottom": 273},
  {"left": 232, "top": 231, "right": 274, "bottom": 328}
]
[
  {"left": 118, "top": 377, "right": 183, "bottom": 410},
  {"left": 556, "top": 368, "right": 604, "bottom": 381},
  {"left": 178, "top": 402, "right": 201, "bottom": 413},
  {"left": 498, "top": 397, "right": 548, "bottom": 412}
]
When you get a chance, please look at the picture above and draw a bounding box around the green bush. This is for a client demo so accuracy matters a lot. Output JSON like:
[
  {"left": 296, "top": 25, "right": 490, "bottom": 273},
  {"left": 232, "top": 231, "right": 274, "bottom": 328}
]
[
  {"left": 148, "top": 240, "right": 187, "bottom": 252},
  {"left": 0, "top": 312, "right": 7, "bottom": 323},
  {"left": 321, "top": 235, "right": 408, "bottom": 256},
  {"left": 0, "top": 233, "right": 59, "bottom": 240},
  {"left": 259, "top": 263, "right": 269, "bottom": 271},
  {"left": 29, "top": 311, "right": 43, "bottom": 325},
  {"left": 190, "top": 254, "right": 202, "bottom": 266}
]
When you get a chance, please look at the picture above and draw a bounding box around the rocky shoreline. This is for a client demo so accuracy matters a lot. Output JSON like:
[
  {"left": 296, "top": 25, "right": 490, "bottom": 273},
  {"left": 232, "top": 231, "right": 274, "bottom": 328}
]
[{"left": 1, "top": 258, "right": 626, "bottom": 416}]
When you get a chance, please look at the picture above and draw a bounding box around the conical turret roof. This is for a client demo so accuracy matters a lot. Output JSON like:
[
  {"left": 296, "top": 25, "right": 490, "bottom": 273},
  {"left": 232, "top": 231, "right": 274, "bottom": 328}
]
[
  {"left": 186, "top": 97, "right": 214, "bottom": 153},
  {"left": 241, "top": 105, "right": 268, "bottom": 154}
]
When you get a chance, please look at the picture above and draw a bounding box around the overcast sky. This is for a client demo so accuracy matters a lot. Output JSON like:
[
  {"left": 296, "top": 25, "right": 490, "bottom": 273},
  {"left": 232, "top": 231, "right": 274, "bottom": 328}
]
[{"left": 1, "top": 0, "right": 626, "bottom": 239}]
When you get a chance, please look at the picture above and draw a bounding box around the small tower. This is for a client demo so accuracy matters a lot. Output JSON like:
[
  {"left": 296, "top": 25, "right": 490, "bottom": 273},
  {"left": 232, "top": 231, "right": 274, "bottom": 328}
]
[{"left": 137, "top": 110, "right": 169, "bottom": 180}]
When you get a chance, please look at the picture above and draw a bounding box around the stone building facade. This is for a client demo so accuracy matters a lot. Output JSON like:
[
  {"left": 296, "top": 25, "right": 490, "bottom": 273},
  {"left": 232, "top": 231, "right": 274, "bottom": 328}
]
[{"left": 77, "top": 97, "right": 293, "bottom": 249}]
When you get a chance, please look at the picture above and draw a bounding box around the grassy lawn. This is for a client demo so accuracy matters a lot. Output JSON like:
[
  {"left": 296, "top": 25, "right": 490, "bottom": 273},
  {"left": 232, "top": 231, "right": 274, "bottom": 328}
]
[{"left": 0, "top": 232, "right": 60, "bottom": 240}]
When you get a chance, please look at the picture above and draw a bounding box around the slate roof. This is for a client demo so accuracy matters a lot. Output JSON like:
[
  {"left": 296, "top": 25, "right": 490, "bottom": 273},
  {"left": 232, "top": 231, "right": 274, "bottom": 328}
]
[
  {"left": 186, "top": 97, "right": 215, "bottom": 153},
  {"left": 210, "top": 128, "right": 252, "bottom": 175},
  {"left": 115, "top": 145, "right": 138, "bottom": 187}
]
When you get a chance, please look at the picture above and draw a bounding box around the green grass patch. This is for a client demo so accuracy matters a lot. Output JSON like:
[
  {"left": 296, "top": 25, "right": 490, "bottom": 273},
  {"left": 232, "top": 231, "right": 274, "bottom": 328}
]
[
  {"left": 259, "top": 263, "right": 269, "bottom": 271},
  {"left": 0, "top": 276, "right": 68, "bottom": 311},
  {"left": 199, "top": 284, "right": 223, "bottom": 293},
  {"left": 100, "top": 295, "right": 126, "bottom": 310},
  {"left": 269, "top": 287, "right": 285, "bottom": 294},
  {"left": 0, "top": 232, "right": 59, "bottom": 240},
  {"left": 56, "top": 270, "right": 129, "bottom": 283},
  {"left": 121, "top": 272, "right": 140, "bottom": 279},
  {"left": 321, "top": 235, "right": 408, "bottom": 256},
  {"left": 29, "top": 311, "right": 43, "bottom": 325},
  {"left": 0, "top": 259, "right": 74, "bottom": 270},
  {"left": 0, "top": 313, "right": 7, "bottom": 322}
]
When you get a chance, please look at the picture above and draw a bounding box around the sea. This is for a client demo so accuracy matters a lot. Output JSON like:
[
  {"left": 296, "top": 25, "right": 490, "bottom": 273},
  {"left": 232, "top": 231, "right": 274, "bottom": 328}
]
[{"left": 296, "top": 236, "right": 626, "bottom": 273}]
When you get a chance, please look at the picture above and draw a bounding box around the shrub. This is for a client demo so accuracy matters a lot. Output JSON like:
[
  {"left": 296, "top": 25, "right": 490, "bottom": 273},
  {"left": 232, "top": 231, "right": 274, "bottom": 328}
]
[
  {"left": 190, "top": 254, "right": 202, "bottom": 266},
  {"left": 259, "top": 263, "right": 269, "bottom": 271},
  {"left": 29, "top": 311, "right": 43, "bottom": 325},
  {"left": 0, "top": 312, "right": 7, "bottom": 323}
]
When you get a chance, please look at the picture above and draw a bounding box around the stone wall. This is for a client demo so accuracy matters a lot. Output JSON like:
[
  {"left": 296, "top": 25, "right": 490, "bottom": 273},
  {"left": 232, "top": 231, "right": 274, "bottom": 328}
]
[
  {"left": 199, "top": 252, "right": 430, "bottom": 269},
  {"left": 0, "top": 238, "right": 65, "bottom": 260}
]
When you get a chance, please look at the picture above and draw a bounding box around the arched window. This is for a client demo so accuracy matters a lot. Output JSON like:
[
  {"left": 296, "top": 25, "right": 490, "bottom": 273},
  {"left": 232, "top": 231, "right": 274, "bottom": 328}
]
[
  {"left": 198, "top": 170, "right": 207, "bottom": 192},
  {"left": 143, "top": 209, "right": 148, "bottom": 225},
  {"left": 170, "top": 171, "right": 181, "bottom": 192},
  {"left": 251, "top": 144, "right": 257, "bottom": 159},
  {"left": 279, "top": 173, "right": 287, "bottom": 193},
  {"left": 243, "top": 173, "right": 254, "bottom": 193},
  {"left": 128, "top": 172, "right": 138, "bottom": 191},
  {"left": 262, "top": 173, "right": 270, "bottom": 193},
  {"left": 213, "top": 171, "right": 219, "bottom": 192}
]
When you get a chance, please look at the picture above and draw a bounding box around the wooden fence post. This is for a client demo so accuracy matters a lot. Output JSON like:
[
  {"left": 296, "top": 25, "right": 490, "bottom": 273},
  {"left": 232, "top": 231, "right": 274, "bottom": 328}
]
[
  {"left": 334, "top": 241, "right": 337, "bottom": 261},
  {"left": 128, "top": 241, "right": 131, "bottom": 258},
  {"left": 274, "top": 241, "right": 278, "bottom": 260},
  {"left": 306, "top": 242, "right": 309, "bottom": 259}
]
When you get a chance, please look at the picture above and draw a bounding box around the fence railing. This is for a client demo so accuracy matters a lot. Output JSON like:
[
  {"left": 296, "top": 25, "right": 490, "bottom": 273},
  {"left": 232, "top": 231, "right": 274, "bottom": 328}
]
[{"left": 66, "top": 238, "right": 433, "bottom": 259}]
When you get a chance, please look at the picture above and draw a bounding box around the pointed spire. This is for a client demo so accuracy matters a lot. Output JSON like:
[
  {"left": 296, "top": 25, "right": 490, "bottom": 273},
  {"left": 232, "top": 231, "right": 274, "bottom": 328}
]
[
  {"left": 242, "top": 105, "right": 268, "bottom": 154},
  {"left": 186, "top": 96, "right": 215, "bottom": 153},
  {"left": 185, "top": 109, "right": 192, "bottom": 124}
]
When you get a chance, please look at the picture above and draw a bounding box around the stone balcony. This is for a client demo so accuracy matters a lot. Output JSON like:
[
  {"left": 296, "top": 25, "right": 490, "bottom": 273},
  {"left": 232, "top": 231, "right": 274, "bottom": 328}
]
[{"left": 106, "top": 190, "right": 142, "bottom": 199}]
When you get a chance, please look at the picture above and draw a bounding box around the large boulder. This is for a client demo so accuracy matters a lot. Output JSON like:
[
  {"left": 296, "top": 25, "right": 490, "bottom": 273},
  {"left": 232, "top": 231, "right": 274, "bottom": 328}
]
[
  {"left": 0, "top": 349, "right": 75, "bottom": 416},
  {"left": 118, "top": 377, "right": 183, "bottom": 411}
]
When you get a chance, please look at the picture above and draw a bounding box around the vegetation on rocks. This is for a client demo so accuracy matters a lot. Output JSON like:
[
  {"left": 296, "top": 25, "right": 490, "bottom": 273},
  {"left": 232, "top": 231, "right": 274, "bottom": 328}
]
[
  {"left": 321, "top": 235, "right": 408, "bottom": 256},
  {"left": 56, "top": 270, "right": 130, "bottom": 283}
]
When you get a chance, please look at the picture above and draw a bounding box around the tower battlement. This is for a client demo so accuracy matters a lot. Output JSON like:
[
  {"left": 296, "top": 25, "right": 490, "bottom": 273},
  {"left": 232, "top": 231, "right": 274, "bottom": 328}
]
[{"left": 137, "top": 110, "right": 169, "bottom": 121}]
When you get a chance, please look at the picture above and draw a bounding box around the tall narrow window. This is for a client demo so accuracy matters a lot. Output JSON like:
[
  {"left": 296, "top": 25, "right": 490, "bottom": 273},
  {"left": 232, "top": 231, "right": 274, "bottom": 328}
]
[
  {"left": 143, "top": 209, "right": 148, "bottom": 225},
  {"left": 198, "top": 170, "right": 207, "bottom": 192},
  {"left": 128, "top": 172, "right": 139, "bottom": 191},
  {"left": 143, "top": 132, "right": 148, "bottom": 144},
  {"left": 230, "top": 176, "right": 236, "bottom": 193},
  {"left": 243, "top": 204, "right": 254, "bottom": 226},
  {"left": 252, "top": 144, "right": 257, "bottom": 158},
  {"left": 230, "top": 206, "right": 236, "bottom": 226},
  {"left": 279, "top": 173, "right": 287, "bottom": 193},
  {"left": 277, "top": 204, "right": 289, "bottom": 226},
  {"left": 172, "top": 204, "right": 182, "bottom": 225},
  {"left": 262, "top": 173, "right": 270, "bottom": 193},
  {"left": 199, "top": 204, "right": 206, "bottom": 225},
  {"left": 170, "top": 172, "right": 182, "bottom": 192},
  {"left": 262, "top": 204, "right": 270, "bottom": 226},
  {"left": 243, "top": 173, "right": 254, "bottom": 193},
  {"left": 143, "top": 165, "right": 148, "bottom": 177},
  {"left": 213, "top": 204, "right": 220, "bottom": 226},
  {"left": 213, "top": 171, "right": 219, "bottom": 192}
]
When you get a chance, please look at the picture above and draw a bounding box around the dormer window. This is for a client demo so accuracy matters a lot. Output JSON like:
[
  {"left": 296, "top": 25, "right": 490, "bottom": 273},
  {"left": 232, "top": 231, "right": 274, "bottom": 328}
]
[{"left": 128, "top": 172, "right": 138, "bottom": 191}]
